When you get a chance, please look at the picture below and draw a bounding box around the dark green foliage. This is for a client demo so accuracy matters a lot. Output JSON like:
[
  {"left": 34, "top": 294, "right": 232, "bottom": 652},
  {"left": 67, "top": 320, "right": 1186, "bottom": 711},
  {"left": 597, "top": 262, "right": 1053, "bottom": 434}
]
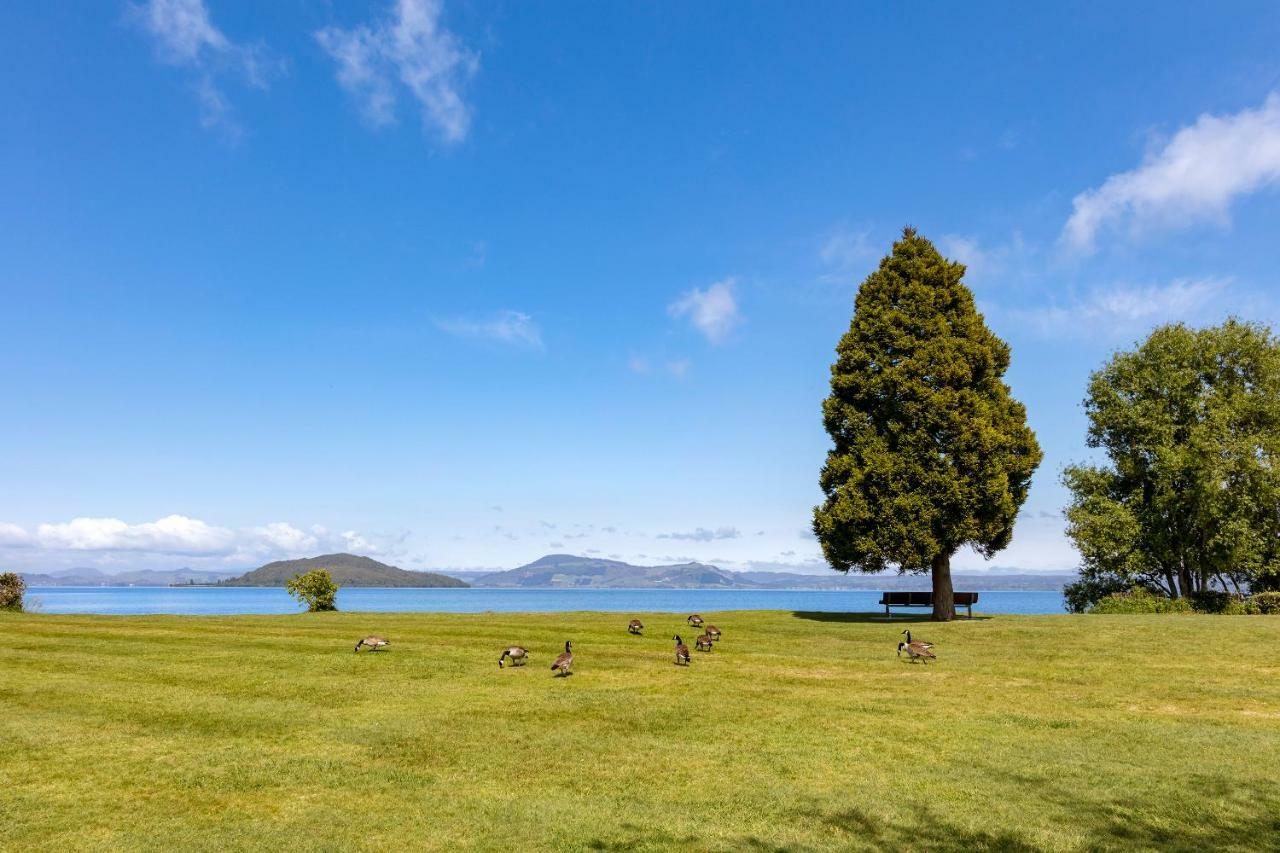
[
  {"left": 0, "top": 572, "right": 24, "bottom": 612},
  {"left": 813, "top": 228, "right": 1042, "bottom": 620},
  {"left": 223, "top": 553, "right": 467, "bottom": 588},
  {"left": 284, "top": 570, "right": 339, "bottom": 612},
  {"left": 1063, "top": 321, "right": 1280, "bottom": 610},
  {"left": 1250, "top": 591, "right": 1280, "bottom": 614},
  {"left": 1089, "top": 588, "right": 1195, "bottom": 614}
]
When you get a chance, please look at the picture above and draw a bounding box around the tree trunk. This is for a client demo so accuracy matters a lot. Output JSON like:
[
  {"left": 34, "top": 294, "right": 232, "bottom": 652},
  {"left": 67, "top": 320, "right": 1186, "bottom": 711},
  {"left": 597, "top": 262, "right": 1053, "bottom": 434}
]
[{"left": 931, "top": 552, "right": 955, "bottom": 622}]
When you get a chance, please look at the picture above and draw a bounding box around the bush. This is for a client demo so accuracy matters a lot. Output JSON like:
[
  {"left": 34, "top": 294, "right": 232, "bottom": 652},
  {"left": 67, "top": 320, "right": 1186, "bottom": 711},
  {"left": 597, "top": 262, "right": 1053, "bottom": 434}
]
[
  {"left": 285, "top": 570, "right": 339, "bottom": 612},
  {"left": 1188, "top": 590, "right": 1232, "bottom": 613},
  {"left": 0, "top": 572, "right": 24, "bottom": 612},
  {"left": 1250, "top": 591, "right": 1280, "bottom": 614},
  {"left": 1088, "top": 587, "right": 1195, "bottom": 614}
]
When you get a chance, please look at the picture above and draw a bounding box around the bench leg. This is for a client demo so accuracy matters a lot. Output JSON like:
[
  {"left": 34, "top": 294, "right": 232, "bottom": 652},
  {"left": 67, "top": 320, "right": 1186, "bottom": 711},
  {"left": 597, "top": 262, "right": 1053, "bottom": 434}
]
[
  {"left": 885, "top": 604, "right": 891, "bottom": 620},
  {"left": 966, "top": 603, "right": 973, "bottom": 619}
]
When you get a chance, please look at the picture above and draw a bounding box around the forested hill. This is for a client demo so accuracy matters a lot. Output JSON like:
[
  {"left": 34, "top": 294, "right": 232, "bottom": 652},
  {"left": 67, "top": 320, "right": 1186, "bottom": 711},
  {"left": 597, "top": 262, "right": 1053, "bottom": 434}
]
[{"left": 220, "top": 553, "right": 468, "bottom": 588}]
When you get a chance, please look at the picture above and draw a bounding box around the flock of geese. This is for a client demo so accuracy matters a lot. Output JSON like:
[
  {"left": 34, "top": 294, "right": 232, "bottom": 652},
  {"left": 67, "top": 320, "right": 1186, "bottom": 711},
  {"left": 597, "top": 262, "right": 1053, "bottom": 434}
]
[{"left": 356, "top": 622, "right": 939, "bottom": 670}]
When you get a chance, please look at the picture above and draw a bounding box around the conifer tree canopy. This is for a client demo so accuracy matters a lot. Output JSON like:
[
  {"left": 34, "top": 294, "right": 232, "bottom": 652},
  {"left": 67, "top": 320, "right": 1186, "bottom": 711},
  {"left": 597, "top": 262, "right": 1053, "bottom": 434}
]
[{"left": 813, "top": 228, "right": 1042, "bottom": 620}]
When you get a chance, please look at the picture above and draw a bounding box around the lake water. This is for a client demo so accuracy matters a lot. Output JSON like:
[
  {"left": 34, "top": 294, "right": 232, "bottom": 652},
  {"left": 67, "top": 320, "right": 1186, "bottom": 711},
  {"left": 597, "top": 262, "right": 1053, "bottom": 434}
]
[{"left": 25, "top": 586, "right": 1068, "bottom": 616}]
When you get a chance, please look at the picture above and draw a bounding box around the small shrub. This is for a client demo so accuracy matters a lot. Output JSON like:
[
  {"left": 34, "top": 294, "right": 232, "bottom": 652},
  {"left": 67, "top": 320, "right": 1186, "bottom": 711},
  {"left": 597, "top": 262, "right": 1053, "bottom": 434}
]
[
  {"left": 1088, "top": 587, "right": 1194, "bottom": 614},
  {"left": 0, "top": 572, "right": 24, "bottom": 612},
  {"left": 285, "top": 570, "right": 339, "bottom": 612},
  {"left": 1188, "top": 590, "right": 1232, "bottom": 613},
  {"left": 1250, "top": 591, "right": 1280, "bottom": 614}
]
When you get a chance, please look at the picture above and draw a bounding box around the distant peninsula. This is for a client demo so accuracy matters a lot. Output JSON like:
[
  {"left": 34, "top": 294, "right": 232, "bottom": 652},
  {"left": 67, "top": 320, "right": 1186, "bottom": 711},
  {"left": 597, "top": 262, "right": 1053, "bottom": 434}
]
[{"left": 219, "top": 553, "right": 468, "bottom": 588}]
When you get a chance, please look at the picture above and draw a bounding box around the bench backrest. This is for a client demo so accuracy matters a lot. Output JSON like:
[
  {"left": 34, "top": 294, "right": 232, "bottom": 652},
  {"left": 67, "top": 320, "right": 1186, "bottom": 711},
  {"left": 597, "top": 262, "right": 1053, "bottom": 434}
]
[{"left": 880, "top": 591, "right": 979, "bottom": 605}]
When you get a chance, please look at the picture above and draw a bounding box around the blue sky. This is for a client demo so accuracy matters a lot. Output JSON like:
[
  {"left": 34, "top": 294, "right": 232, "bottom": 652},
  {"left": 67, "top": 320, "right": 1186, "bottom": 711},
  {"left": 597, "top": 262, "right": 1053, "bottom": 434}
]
[{"left": 3, "top": 1, "right": 1280, "bottom": 575}]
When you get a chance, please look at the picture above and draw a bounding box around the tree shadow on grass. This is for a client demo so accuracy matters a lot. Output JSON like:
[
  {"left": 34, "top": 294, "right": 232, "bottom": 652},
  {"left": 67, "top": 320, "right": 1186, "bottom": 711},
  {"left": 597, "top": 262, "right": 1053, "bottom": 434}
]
[{"left": 790, "top": 611, "right": 992, "bottom": 624}]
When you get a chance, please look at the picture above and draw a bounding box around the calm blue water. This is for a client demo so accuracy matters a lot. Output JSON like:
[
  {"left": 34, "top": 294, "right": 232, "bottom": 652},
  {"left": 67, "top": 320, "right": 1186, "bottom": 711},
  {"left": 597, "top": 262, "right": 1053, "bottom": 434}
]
[{"left": 26, "top": 586, "right": 1067, "bottom": 616}]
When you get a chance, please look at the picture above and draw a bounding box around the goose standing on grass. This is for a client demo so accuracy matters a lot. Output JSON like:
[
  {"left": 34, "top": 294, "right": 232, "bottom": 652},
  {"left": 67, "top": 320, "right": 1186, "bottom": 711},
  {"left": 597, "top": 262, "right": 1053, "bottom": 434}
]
[
  {"left": 354, "top": 636, "right": 389, "bottom": 653},
  {"left": 897, "top": 637, "right": 937, "bottom": 664},
  {"left": 673, "top": 635, "right": 692, "bottom": 665},
  {"left": 687, "top": 614, "right": 704, "bottom": 628},
  {"left": 901, "top": 630, "right": 933, "bottom": 649},
  {"left": 498, "top": 646, "right": 528, "bottom": 668},
  {"left": 628, "top": 619, "right": 644, "bottom": 635},
  {"left": 695, "top": 633, "right": 714, "bottom": 652},
  {"left": 705, "top": 625, "right": 721, "bottom": 642},
  {"left": 550, "top": 641, "right": 574, "bottom": 676}
]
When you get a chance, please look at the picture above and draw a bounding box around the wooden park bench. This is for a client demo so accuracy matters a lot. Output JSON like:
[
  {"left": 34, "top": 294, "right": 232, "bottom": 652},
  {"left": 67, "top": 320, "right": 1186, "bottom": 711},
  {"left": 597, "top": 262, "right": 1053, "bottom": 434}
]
[{"left": 879, "top": 591, "right": 978, "bottom": 619}]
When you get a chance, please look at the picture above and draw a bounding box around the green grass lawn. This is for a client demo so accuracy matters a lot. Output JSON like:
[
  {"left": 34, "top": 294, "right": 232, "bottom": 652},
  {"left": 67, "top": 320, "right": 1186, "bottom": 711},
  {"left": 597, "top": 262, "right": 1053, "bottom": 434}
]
[{"left": 2, "top": 610, "right": 1278, "bottom": 852}]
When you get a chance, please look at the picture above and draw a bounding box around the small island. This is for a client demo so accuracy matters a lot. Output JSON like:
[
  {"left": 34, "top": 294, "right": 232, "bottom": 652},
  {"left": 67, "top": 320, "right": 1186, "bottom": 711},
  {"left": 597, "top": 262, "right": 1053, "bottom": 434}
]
[{"left": 217, "top": 553, "right": 468, "bottom": 588}]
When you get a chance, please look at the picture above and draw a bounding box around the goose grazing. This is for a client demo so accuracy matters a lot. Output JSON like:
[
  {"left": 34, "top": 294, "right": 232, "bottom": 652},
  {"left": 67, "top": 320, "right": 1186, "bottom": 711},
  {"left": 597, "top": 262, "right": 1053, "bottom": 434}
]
[
  {"left": 705, "top": 625, "right": 721, "bottom": 641},
  {"left": 897, "top": 638, "right": 937, "bottom": 664},
  {"left": 354, "top": 635, "right": 389, "bottom": 653},
  {"left": 687, "top": 614, "right": 704, "bottom": 628},
  {"left": 550, "top": 641, "right": 574, "bottom": 676},
  {"left": 695, "top": 633, "right": 714, "bottom": 652},
  {"left": 901, "top": 629, "right": 933, "bottom": 649},
  {"left": 673, "top": 635, "right": 692, "bottom": 665},
  {"left": 628, "top": 619, "right": 644, "bottom": 635},
  {"left": 498, "top": 646, "right": 528, "bottom": 668}
]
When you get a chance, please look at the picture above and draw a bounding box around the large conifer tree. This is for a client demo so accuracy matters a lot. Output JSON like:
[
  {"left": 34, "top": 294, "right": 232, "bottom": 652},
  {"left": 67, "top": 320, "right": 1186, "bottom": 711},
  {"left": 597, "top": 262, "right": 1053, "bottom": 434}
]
[{"left": 813, "top": 228, "right": 1042, "bottom": 620}]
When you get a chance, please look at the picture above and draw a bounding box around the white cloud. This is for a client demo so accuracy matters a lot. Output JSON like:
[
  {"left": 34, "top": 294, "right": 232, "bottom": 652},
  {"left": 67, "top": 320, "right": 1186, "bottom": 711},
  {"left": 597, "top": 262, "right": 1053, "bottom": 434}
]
[
  {"left": 668, "top": 278, "right": 741, "bottom": 344},
  {"left": 435, "top": 310, "right": 543, "bottom": 348},
  {"left": 131, "top": 0, "right": 277, "bottom": 137},
  {"left": 658, "top": 526, "right": 742, "bottom": 542},
  {"left": 1062, "top": 93, "right": 1280, "bottom": 253},
  {"left": 35, "top": 515, "right": 236, "bottom": 555},
  {"left": 1007, "top": 277, "right": 1228, "bottom": 338},
  {"left": 0, "top": 523, "right": 31, "bottom": 547},
  {"left": 1, "top": 514, "right": 380, "bottom": 562},
  {"left": 819, "top": 226, "right": 876, "bottom": 273},
  {"left": 315, "top": 0, "right": 479, "bottom": 143}
]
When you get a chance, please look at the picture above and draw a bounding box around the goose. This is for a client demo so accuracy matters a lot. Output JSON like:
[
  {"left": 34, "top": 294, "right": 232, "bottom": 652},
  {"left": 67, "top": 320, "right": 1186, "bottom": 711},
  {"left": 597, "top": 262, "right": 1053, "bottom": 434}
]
[
  {"left": 673, "top": 635, "right": 691, "bottom": 665},
  {"left": 498, "top": 646, "right": 528, "bottom": 668},
  {"left": 695, "top": 633, "right": 714, "bottom": 652},
  {"left": 901, "top": 629, "right": 933, "bottom": 649},
  {"left": 705, "top": 625, "right": 721, "bottom": 641},
  {"left": 550, "top": 641, "right": 574, "bottom": 676},
  {"left": 628, "top": 619, "right": 644, "bottom": 635},
  {"left": 354, "top": 635, "right": 389, "bottom": 653},
  {"left": 897, "top": 638, "right": 937, "bottom": 664},
  {"left": 687, "top": 614, "right": 704, "bottom": 628}
]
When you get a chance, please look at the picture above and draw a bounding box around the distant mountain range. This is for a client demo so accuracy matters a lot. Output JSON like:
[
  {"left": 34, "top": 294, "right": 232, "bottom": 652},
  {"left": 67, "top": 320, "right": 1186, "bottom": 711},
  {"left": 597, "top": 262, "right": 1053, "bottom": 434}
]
[
  {"left": 19, "top": 553, "right": 1073, "bottom": 591},
  {"left": 19, "top": 567, "right": 237, "bottom": 587},
  {"left": 444, "top": 554, "right": 1074, "bottom": 590},
  {"left": 218, "top": 553, "right": 468, "bottom": 588}
]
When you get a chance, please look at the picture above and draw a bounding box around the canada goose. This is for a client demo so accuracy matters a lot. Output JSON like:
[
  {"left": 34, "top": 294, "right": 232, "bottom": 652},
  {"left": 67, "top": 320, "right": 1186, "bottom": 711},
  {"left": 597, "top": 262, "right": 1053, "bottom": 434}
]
[
  {"left": 550, "top": 641, "right": 574, "bottom": 676},
  {"left": 897, "top": 639, "right": 937, "bottom": 664},
  {"left": 695, "top": 633, "right": 714, "bottom": 652},
  {"left": 628, "top": 619, "right": 644, "bottom": 635},
  {"left": 673, "top": 635, "right": 691, "bottom": 665},
  {"left": 687, "top": 614, "right": 704, "bottom": 627},
  {"left": 705, "top": 625, "right": 721, "bottom": 641},
  {"left": 354, "top": 636, "right": 389, "bottom": 653},
  {"left": 901, "top": 629, "right": 933, "bottom": 649},
  {"left": 498, "top": 646, "right": 528, "bottom": 668}
]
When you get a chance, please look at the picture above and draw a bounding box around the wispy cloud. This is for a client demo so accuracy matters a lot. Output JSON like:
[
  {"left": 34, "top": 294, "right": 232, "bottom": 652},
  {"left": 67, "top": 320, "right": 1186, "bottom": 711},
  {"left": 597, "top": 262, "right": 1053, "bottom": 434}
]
[
  {"left": 0, "top": 514, "right": 381, "bottom": 561},
  {"left": 435, "top": 310, "right": 543, "bottom": 348},
  {"left": 628, "top": 354, "right": 691, "bottom": 377},
  {"left": 130, "top": 0, "right": 278, "bottom": 139},
  {"left": 1062, "top": 93, "right": 1280, "bottom": 253},
  {"left": 668, "top": 278, "right": 741, "bottom": 344},
  {"left": 315, "top": 0, "right": 479, "bottom": 143},
  {"left": 657, "top": 526, "right": 741, "bottom": 542},
  {"left": 818, "top": 225, "right": 877, "bottom": 283},
  {"left": 1006, "top": 277, "right": 1229, "bottom": 338}
]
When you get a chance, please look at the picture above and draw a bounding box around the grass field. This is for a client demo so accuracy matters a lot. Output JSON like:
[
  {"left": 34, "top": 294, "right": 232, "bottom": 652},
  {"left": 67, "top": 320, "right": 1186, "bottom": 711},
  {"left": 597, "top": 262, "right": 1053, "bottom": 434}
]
[{"left": 2, "top": 610, "right": 1278, "bottom": 852}]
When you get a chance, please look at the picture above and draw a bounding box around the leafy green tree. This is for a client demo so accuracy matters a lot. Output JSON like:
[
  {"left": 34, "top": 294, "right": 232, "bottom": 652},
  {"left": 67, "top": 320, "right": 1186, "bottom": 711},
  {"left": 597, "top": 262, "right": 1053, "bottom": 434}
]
[
  {"left": 0, "top": 572, "right": 25, "bottom": 612},
  {"left": 285, "top": 569, "right": 339, "bottom": 612},
  {"left": 1063, "top": 320, "right": 1280, "bottom": 610},
  {"left": 813, "top": 228, "right": 1042, "bottom": 620}
]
